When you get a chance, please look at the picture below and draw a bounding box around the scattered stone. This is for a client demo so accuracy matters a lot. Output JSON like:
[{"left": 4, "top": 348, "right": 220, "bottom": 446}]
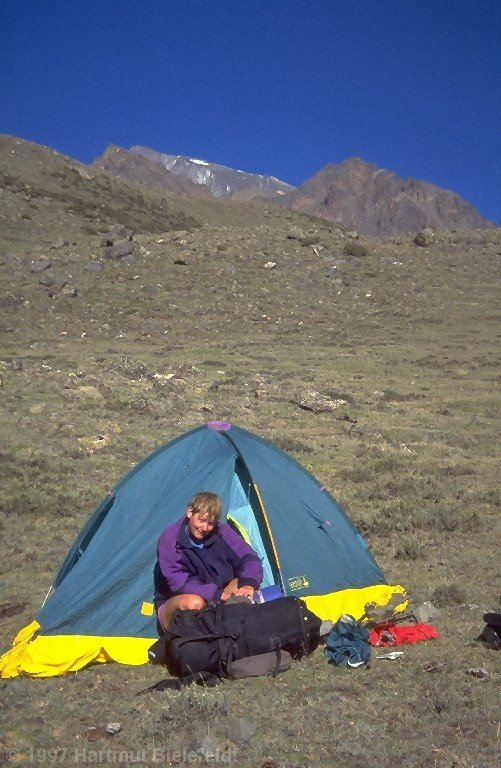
[
  {"left": 31, "top": 259, "right": 51, "bottom": 273},
  {"left": 104, "top": 241, "right": 136, "bottom": 261},
  {"left": 466, "top": 667, "right": 488, "bottom": 679},
  {"left": 50, "top": 238, "right": 69, "bottom": 249},
  {"left": 0, "top": 294, "right": 25, "bottom": 308},
  {"left": 61, "top": 284, "right": 77, "bottom": 297},
  {"left": 292, "top": 391, "right": 348, "bottom": 413},
  {"left": 412, "top": 600, "right": 441, "bottom": 623},
  {"left": 105, "top": 723, "right": 122, "bottom": 735},
  {"left": 85, "top": 261, "right": 102, "bottom": 273},
  {"left": 346, "top": 230, "right": 359, "bottom": 239},
  {"left": 39, "top": 274, "right": 54, "bottom": 287},
  {"left": 12, "top": 359, "right": 23, "bottom": 371},
  {"left": 263, "top": 261, "right": 276, "bottom": 269},
  {"left": 121, "top": 254, "right": 137, "bottom": 265},
  {"left": 457, "top": 603, "right": 481, "bottom": 612},
  {"left": 172, "top": 230, "right": 189, "bottom": 241},
  {"left": 226, "top": 717, "right": 255, "bottom": 745},
  {"left": 423, "top": 660, "right": 447, "bottom": 673},
  {"left": 48, "top": 280, "right": 67, "bottom": 297},
  {"left": 326, "top": 691, "right": 349, "bottom": 704},
  {"left": 114, "top": 226, "right": 133, "bottom": 241}
]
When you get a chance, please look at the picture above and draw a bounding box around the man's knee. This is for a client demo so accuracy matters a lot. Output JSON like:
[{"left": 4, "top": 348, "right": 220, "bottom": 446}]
[{"left": 179, "top": 594, "right": 205, "bottom": 611}]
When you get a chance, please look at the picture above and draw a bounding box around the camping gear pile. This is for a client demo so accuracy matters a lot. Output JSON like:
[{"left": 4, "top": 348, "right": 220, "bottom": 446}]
[
  {"left": 1, "top": 421, "right": 405, "bottom": 679},
  {"left": 144, "top": 595, "right": 322, "bottom": 690}
]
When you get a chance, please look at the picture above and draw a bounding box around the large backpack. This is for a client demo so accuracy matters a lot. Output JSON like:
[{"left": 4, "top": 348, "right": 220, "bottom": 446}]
[{"left": 145, "top": 596, "right": 321, "bottom": 689}]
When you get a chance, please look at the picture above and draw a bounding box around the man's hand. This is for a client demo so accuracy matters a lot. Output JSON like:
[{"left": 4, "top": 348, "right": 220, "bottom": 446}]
[
  {"left": 220, "top": 582, "right": 254, "bottom": 601},
  {"left": 235, "top": 585, "right": 254, "bottom": 599}
]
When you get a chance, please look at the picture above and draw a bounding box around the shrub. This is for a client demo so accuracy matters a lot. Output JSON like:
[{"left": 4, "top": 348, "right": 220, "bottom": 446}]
[
  {"left": 431, "top": 584, "right": 467, "bottom": 607},
  {"left": 343, "top": 242, "right": 368, "bottom": 258},
  {"left": 394, "top": 536, "right": 425, "bottom": 560}
]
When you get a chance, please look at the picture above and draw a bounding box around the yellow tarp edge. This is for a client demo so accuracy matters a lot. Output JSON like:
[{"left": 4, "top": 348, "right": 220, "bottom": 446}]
[
  {"left": 1, "top": 583, "right": 406, "bottom": 679},
  {"left": 303, "top": 583, "right": 407, "bottom": 621},
  {"left": 0, "top": 622, "right": 155, "bottom": 679}
]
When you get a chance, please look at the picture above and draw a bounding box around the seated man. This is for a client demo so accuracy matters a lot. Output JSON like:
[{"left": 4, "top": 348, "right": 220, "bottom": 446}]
[{"left": 155, "top": 491, "right": 263, "bottom": 631}]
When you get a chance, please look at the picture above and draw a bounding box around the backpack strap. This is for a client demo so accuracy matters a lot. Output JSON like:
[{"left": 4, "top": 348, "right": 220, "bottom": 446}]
[
  {"left": 271, "top": 638, "right": 282, "bottom": 677},
  {"left": 136, "top": 670, "right": 221, "bottom": 694}
]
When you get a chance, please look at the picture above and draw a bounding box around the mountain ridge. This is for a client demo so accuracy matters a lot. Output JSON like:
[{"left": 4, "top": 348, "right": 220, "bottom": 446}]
[{"left": 91, "top": 144, "right": 495, "bottom": 234}]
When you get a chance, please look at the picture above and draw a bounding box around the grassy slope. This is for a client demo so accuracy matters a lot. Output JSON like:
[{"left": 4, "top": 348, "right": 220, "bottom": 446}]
[{"left": 0, "top": 136, "right": 499, "bottom": 767}]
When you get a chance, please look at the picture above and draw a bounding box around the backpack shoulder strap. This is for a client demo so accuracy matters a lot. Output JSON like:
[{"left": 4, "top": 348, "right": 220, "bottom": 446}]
[{"left": 136, "top": 670, "right": 221, "bottom": 694}]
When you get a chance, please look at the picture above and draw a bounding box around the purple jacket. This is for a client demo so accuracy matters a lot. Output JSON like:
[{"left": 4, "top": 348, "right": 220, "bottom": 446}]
[{"left": 155, "top": 515, "right": 263, "bottom": 605}]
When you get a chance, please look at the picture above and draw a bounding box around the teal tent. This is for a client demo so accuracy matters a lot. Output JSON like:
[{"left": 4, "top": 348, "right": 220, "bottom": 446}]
[{"left": 1, "top": 422, "right": 404, "bottom": 678}]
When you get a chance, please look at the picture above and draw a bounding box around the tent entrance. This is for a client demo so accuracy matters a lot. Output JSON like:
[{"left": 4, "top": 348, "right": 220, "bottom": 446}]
[{"left": 227, "top": 461, "right": 278, "bottom": 589}]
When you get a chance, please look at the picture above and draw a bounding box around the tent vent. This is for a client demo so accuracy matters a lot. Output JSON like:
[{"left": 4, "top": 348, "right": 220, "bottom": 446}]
[{"left": 207, "top": 421, "right": 232, "bottom": 431}]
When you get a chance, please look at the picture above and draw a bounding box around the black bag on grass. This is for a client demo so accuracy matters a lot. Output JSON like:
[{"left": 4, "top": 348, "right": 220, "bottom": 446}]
[
  {"left": 479, "top": 612, "right": 501, "bottom": 650},
  {"left": 145, "top": 596, "right": 321, "bottom": 689}
]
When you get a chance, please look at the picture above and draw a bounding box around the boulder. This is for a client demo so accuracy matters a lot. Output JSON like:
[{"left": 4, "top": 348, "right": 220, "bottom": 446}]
[
  {"left": 85, "top": 261, "right": 102, "bottom": 273},
  {"left": 104, "top": 241, "right": 136, "bottom": 261},
  {"left": 31, "top": 259, "right": 51, "bottom": 273},
  {"left": 413, "top": 232, "right": 428, "bottom": 247},
  {"left": 48, "top": 280, "right": 67, "bottom": 297}
]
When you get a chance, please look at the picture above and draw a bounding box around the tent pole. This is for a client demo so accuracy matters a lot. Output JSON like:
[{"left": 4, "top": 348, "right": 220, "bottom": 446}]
[{"left": 252, "top": 482, "right": 287, "bottom": 595}]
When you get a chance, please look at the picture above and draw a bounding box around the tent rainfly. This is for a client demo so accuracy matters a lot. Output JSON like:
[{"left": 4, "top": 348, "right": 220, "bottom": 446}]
[{"left": 0, "top": 422, "right": 405, "bottom": 678}]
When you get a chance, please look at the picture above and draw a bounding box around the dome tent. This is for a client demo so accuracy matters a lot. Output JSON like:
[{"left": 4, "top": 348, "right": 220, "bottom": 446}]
[{"left": 1, "top": 422, "right": 404, "bottom": 678}]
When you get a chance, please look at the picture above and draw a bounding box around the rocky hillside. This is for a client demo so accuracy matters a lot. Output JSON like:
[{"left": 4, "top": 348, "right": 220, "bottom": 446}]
[
  {"left": 0, "top": 135, "right": 201, "bottom": 245},
  {"left": 283, "top": 158, "right": 494, "bottom": 235}
]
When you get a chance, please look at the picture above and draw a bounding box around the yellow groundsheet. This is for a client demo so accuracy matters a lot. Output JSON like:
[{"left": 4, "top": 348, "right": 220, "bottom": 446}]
[{"left": 1, "top": 584, "right": 406, "bottom": 678}]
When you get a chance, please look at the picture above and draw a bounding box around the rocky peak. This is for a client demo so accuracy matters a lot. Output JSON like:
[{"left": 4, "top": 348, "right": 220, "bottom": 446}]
[{"left": 284, "top": 159, "right": 495, "bottom": 235}]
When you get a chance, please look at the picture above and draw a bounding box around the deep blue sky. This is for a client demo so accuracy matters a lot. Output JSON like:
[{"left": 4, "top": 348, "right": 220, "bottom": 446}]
[{"left": 1, "top": 1, "right": 500, "bottom": 223}]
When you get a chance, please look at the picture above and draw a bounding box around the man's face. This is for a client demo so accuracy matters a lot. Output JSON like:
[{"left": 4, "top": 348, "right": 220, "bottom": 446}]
[{"left": 187, "top": 508, "right": 217, "bottom": 541}]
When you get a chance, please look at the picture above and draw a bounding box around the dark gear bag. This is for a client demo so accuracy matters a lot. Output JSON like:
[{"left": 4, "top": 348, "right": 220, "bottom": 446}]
[
  {"left": 479, "top": 612, "right": 501, "bottom": 650},
  {"left": 143, "top": 596, "right": 321, "bottom": 690}
]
